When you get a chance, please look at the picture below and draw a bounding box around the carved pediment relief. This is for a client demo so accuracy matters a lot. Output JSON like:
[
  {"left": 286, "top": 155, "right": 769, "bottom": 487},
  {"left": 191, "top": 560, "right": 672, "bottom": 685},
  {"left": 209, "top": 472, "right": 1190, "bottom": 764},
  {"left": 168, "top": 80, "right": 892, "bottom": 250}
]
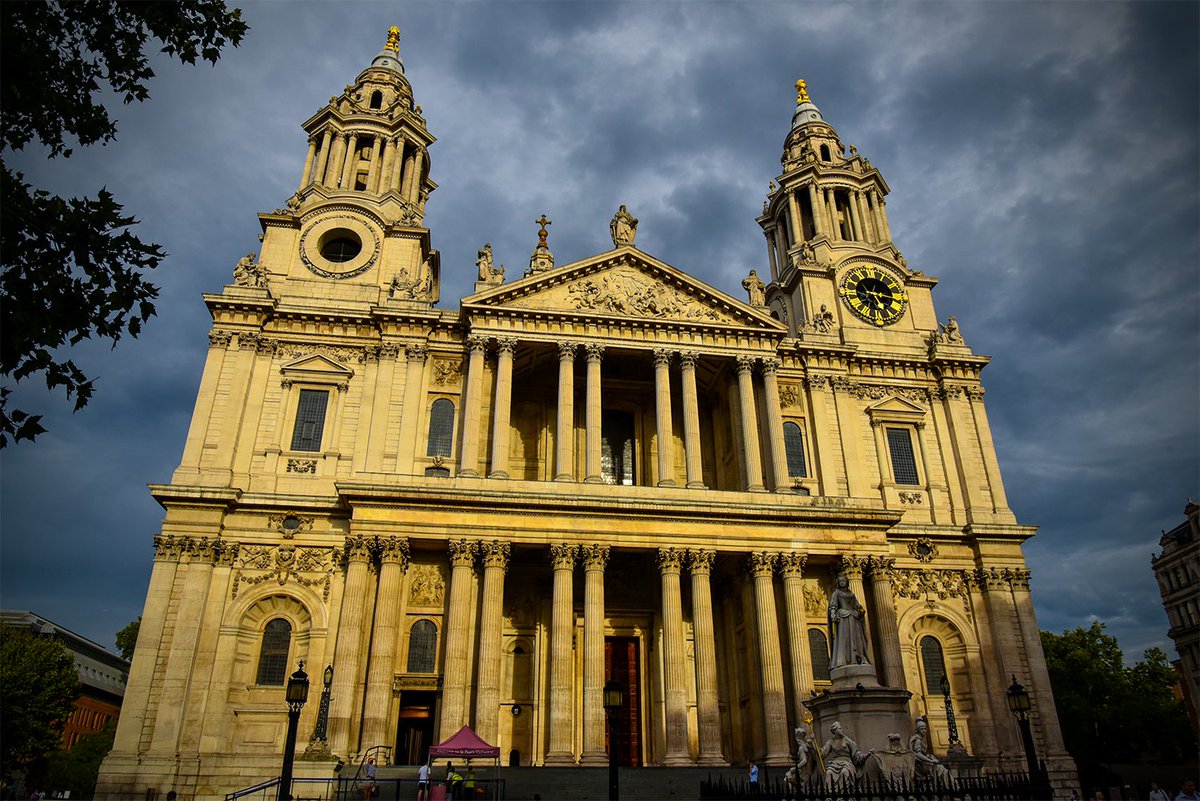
[
  {"left": 467, "top": 251, "right": 784, "bottom": 331},
  {"left": 279, "top": 354, "right": 355, "bottom": 378},
  {"left": 865, "top": 395, "right": 926, "bottom": 425}
]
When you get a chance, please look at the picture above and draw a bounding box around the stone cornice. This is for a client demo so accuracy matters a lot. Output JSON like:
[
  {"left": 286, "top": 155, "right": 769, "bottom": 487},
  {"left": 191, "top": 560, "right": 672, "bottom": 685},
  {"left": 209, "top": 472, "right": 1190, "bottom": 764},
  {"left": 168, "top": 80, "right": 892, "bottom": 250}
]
[{"left": 148, "top": 484, "right": 242, "bottom": 510}]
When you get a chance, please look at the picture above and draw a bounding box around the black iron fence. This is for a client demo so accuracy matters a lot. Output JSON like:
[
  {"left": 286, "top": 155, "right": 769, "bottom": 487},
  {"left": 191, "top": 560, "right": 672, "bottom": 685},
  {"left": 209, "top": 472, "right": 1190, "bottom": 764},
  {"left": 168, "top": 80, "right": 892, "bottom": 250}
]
[{"left": 699, "top": 770, "right": 1051, "bottom": 801}]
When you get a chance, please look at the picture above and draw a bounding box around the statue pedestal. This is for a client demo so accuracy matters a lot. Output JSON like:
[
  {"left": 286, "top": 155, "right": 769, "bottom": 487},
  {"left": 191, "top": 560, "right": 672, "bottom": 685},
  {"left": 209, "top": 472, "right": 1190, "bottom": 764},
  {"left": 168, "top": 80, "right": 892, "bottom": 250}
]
[{"left": 804, "top": 684, "right": 913, "bottom": 758}]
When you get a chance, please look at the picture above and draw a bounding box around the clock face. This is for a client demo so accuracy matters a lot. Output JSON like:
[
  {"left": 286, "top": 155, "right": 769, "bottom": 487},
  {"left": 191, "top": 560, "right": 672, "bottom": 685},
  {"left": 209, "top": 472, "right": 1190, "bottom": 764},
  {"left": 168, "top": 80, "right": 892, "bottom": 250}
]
[{"left": 838, "top": 265, "right": 908, "bottom": 326}]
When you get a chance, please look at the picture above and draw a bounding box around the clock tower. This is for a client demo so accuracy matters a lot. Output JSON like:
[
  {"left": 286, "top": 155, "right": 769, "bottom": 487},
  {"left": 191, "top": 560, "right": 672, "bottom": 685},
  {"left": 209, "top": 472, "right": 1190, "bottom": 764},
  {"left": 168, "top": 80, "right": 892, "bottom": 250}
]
[{"left": 758, "top": 80, "right": 939, "bottom": 351}]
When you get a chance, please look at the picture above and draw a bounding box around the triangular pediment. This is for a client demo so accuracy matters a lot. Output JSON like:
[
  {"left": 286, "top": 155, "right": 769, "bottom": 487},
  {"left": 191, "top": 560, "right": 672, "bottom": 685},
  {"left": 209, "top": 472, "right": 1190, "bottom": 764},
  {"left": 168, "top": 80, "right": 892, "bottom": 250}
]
[
  {"left": 865, "top": 395, "right": 926, "bottom": 422},
  {"left": 279, "top": 354, "right": 355, "bottom": 377},
  {"left": 464, "top": 247, "right": 785, "bottom": 331}
]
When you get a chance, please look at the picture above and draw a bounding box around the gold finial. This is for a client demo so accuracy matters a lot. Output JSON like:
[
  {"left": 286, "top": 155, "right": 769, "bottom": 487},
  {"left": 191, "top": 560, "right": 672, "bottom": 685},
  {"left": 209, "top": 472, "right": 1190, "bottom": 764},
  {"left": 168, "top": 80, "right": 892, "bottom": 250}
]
[
  {"left": 385, "top": 26, "right": 400, "bottom": 53},
  {"left": 796, "top": 78, "right": 810, "bottom": 104}
]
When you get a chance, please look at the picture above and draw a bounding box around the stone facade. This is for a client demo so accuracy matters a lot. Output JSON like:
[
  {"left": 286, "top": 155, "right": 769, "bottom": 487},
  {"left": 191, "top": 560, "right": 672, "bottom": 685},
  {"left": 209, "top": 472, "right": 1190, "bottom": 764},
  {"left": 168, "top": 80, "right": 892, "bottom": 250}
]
[
  {"left": 97, "top": 29, "right": 1075, "bottom": 801},
  {"left": 1152, "top": 500, "right": 1200, "bottom": 733}
]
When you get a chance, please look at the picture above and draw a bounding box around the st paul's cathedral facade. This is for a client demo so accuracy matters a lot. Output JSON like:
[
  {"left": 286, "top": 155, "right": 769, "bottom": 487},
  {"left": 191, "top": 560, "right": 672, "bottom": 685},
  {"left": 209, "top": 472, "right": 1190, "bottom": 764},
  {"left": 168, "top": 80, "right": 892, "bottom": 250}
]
[{"left": 98, "top": 27, "right": 1075, "bottom": 800}]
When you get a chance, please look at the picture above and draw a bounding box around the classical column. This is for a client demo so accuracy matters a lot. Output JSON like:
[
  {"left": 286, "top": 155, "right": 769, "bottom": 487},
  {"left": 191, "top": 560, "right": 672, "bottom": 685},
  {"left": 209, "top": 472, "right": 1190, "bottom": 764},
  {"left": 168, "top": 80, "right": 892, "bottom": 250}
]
[
  {"left": 963, "top": 570, "right": 1015, "bottom": 761},
  {"left": 802, "top": 375, "right": 836, "bottom": 496},
  {"left": 874, "top": 191, "right": 893, "bottom": 242},
  {"left": 545, "top": 544, "right": 578, "bottom": 764},
  {"left": 846, "top": 189, "right": 864, "bottom": 241},
  {"left": 838, "top": 555, "right": 873, "bottom": 663},
  {"left": 736, "top": 356, "right": 766, "bottom": 492},
  {"left": 580, "top": 544, "right": 610, "bottom": 764},
  {"left": 148, "top": 538, "right": 214, "bottom": 754},
  {"left": 112, "top": 537, "right": 181, "bottom": 753},
  {"left": 329, "top": 536, "right": 374, "bottom": 757},
  {"left": 865, "top": 557, "right": 905, "bottom": 689},
  {"left": 825, "top": 188, "right": 841, "bottom": 241},
  {"left": 367, "top": 135, "right": 383, "bottom": 193},
  {"left": 787, "top": 190, "right": 804, "bottom": 244},
  {"left": 340, "top": 132, "right": 359, "bottom": 189},
  {"left": 778, "top": 552, "right": 813, "bottom": 723},
  {"left": 977, "top": 567, "right": 1026, "bottom": 766},
  {"left": 399, "top": 148, "right": 416, "bottom": 199},
  {"left": 554, "top": 342, "right": 577, "bottom": 481},
  {"left": 408, "top": 147, "right": 425, "bottom": 204},
  {"left": 765, "top": 230, "right": 779, "bottom": 282},
  {"left": 749, "top": 552, "right": 790, "bottom": 765},
  {"left": 488, "top": 337, "right": 516, "bottom": 478},
  {"left": 362, "top": 537, "right": 411, "bottom": 749},
  {"left": 313, "top": 129, "right": 333, "bottom": 187},
  {"left": 438, "top": 540, "right": 478, "bottom": 740},
  {"left": 856, "top": 191, "right": 876, "bottom": 243},
  {"left": 389, "top": 138, "right": 405, "bottom": 192},
  {"left": 396, "top": 344, "right": 428, "bottom": 477},
  {"left": 1010, "top": 569, "right": 1069, "bottom": 753},
  {"left": 653, "top": 349, "right": 677, "bottom": 487},
  {"left": 324, "top": 132, "right": 346, "bottom": 185},
  {"left": 658, "top": 548, "right": 692, "bottom": 764},
  {"left": 679, "top": 351, "right": 705, "bottom": 488},
  {"left": 583, "top": 344, "right": 605, "bottom": 484},
  {"left": 689, "top": 549, "right": 725, "bottom": 765},
  {"left": 759, "top": 357, "right": 791, "bottom": 491},
  {"left": 457, "top": 335, "right": 488, "bottom": 477},
  {"left": 474, "top": 540, "right": 511, "bottom": 745},
  {"left": 299, "top": 137, "right": 318, "bottom": 189},
  {"left": 807, "top": 183, "right": 826, "bottom": 237},
  {"left": 966, "top": 387, "right": 1012, "bottom": 515}
]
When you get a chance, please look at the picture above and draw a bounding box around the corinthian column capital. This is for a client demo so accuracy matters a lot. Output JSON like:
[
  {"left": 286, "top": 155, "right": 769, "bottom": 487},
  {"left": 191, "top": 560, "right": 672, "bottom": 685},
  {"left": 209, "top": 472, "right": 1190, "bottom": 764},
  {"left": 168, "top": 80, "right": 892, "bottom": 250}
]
[
  {"left": 656, "top": 547, "right": 685, "bottom": 573},
  {"left": 581, "top": 544, "right": 610, "bottom": 571},
  {"left": 749, "top": 551, "right": 777, "bottom": 577},
  {"left": 480, "top": 540, "right": 511, "bottom": 570},
  {"left": 688, "top": 548, "right": 715, "bottom": 575},
  {"left": 549, "top": 543, "right": 578, "bottom": 570},
  {"left": 778, "top": 552, "right": 807, "bottom": 578},
  {"left": 448, "top": 539, "right": 478, "bottom": 567}
]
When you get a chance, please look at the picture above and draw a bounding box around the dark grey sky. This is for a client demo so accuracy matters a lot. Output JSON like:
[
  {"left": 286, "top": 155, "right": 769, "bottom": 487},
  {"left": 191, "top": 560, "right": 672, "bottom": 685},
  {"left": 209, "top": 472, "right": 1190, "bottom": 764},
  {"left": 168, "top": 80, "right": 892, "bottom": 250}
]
[{"left": 2, "top": 1, "right": 1196, "bottom": 662}]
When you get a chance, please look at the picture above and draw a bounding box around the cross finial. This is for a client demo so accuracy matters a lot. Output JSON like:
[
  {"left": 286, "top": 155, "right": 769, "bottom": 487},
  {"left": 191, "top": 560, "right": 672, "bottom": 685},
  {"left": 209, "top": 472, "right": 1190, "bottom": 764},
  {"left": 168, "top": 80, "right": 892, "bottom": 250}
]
[
  {"left": 796, "top": 78, "right": 810, "bottom": 104},
  {"left": 535, "top": 214, "right": 552, "bottom": 249},
  {"left": 385, "top": 26, "right": 401, "bottom": 53}
]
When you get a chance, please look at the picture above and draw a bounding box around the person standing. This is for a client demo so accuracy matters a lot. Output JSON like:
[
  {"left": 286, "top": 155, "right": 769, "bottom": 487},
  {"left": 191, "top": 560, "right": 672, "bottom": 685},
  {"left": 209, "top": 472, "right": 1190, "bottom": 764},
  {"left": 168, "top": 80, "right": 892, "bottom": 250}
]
[
  {"left": 748, "top": 760, "right": 760, "bottom": 795},
  {"left": 1175, "top": 777, "right": 1199, "bottom": 801},
  {"left": 1150, "top": 782, "right": 1171, "bottom": 801},
  {"left": 416, "top": 760, "right": 431, "bottom": 801},
  {"left": 361, "top": 757, "right": 376, "bottom": 801}
]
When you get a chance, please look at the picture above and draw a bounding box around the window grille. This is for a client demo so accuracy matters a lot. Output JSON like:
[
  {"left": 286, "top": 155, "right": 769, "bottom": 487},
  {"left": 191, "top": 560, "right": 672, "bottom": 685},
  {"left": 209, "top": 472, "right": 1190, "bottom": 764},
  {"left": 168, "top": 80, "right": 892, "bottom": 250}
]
[
  {"left": 256, "top": 618, "right": 292, "bottom": 685},
  {"left": 783, "top": 422, "right": 807, "bottom": 478},
  {"left": 427, "top": 399, "right": 455, "bottom": 457},
  {"left": 407, "top": 620, "right": 438, "bottom": 673},
  {"left": 886, "top": 427, "right": 920, "bottom": 485},
  {"left": 290, "top": 389, "right": 329, "bottom": 452},
  {"left": 920, "top": 635, "right": 947, "bottom": 693},
  {"left": 808, "top": 629, "right": 831, "bottom": 682}
]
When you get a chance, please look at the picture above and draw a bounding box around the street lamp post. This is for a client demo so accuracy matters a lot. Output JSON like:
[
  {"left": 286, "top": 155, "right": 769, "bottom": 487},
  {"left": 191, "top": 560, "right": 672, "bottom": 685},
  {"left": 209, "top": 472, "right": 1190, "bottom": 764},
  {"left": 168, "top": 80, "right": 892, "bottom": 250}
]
[
  {"left": 1006, "top": 675, "right": 1045, "bottom": 791},
  {"left": 940, "top": 673, "right": 961, "bottom": 746},
  {"left": 604, "top": 680, "right": 623, "bottom": 801},
  {"left": 310, "top": 664, "right": 333, "bottom": 743},
  {"left": 279, "top": 661, "right": 310, "bottom": 801}
]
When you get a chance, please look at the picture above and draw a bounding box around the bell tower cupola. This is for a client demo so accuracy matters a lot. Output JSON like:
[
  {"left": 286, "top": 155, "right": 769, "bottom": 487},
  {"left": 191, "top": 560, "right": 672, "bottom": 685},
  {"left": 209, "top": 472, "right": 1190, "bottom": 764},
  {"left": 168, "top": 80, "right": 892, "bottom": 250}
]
[
  {"left": 291, "top": 25, "right": 437, "bottom": 226},
  {"left": 758, "top": 79, "right": 911, "bottom": 337}
]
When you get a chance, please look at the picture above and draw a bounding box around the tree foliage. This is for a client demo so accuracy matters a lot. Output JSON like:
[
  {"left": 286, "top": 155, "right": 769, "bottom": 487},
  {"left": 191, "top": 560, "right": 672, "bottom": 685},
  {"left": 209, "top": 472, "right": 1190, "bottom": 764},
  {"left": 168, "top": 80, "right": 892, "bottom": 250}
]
[
  {"left": 0, "top": 624, "right": 81, "bottom": 771},
  {"left": 0, "top": 0, "right": 248, "bottom": 446},
  {"left": 46, "top": 721, "right": 117, "bottom": 799},
  {"left": 1041, "top": 622, "right": 1196, "bottom": 788},
  {"left": 115, "top": 616, "right": 140, "bottom": 661}
]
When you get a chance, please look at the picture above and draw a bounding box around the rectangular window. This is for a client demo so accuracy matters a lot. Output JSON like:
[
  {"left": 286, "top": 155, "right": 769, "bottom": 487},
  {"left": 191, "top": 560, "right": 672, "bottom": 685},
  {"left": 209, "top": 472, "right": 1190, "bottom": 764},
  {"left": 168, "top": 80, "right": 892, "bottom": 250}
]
[
  {"left": 290, "top": 389, "right": 329, "bottom": 452},
  {"left": 886, "top": 427, "right": 920, "bottom": 485}
]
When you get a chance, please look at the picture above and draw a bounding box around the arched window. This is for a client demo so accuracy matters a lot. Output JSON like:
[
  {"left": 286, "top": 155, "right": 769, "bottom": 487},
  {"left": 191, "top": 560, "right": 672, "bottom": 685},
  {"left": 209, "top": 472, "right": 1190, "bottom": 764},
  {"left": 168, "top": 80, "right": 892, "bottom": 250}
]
[
  {"left": 407, "top": 620, "right": 438, "bottom": 673},
  {"left": 820, "top": 144, "right": 831, "bottom": 161},
  {"left": 783, "top": 422, "right": 807, "bottom": 478},
  {"left": 256, "top": 618, "right": 292, "bottom": 686},
  {"left": 427, "top": 399, "right": 455, "bottom": 457},
  {"left": 370, "top": 90, "right": 383, "bottom": 110},
  {"left": 808, "top": 628, "right": 831, "bottom": 682},
  {"left": 601, "top": 410, "right": 635, "bottom": 485},
  {"left": 920, "top": 635, "right": 947, "bottom": 693}
]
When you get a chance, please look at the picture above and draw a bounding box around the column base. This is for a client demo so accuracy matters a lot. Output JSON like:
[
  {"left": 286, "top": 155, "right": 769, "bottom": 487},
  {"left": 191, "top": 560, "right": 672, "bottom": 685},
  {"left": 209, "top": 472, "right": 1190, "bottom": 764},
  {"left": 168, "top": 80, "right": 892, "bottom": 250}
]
[
  {"left": 657, "top": 479, "right": 678, "bottom": 488},
  {"left": 686, "top": 481, "right": 707, "bottom": 489},
  {"left": 662, "top": 754, "right": 696, "bottom": 767},
  {"left": 457, "top": 469, "right": 480, "bottom": 478},
  {"left": 746, "top": 484, "right": 768, "bottom": 492},
  {"left": 583, "top": 475, "right": 605, "bottom": 484},
  {"left": 543, "top": 752, "right": 577, "bottom": 766},
  {"left": 697, "top": 754, "right": 728, "bottom": 766},
  {"left": 553, "top": 474, "right": 576, "bottom": 482},
  {"left": 578, "top": 751, "right": 608, "bottom": 766},
  {"left": 487, "top": 470, "right": 509, "bottom": 479}
]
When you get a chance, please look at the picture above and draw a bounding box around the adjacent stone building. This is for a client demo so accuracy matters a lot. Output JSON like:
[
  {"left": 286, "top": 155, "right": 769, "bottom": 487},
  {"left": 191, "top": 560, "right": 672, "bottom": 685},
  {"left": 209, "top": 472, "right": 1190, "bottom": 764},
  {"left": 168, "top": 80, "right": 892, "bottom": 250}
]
[
  {"left": 1152, "top": 499, "right": 1200, "bottom": 733},
  {"left": 97, "top": 28, "right": 1075, "bottom": 800}
]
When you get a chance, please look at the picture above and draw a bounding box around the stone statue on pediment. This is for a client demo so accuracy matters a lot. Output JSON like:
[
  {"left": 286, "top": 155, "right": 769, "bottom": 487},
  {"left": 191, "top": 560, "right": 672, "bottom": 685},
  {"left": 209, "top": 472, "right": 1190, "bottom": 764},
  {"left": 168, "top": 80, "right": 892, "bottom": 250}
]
[
  {"left": 476, "top": 243, "right": 504, "bottom": 283},
  {"left": 910, "top": 719, "right": 953, "bottom": 785},
  {"left": 233, "top": 253, "right": 266, "bottom": 288},
  {"left": 812, "top": 304, "right": 836, "bottom": 333},
  {"left": 742, "top": 269, "right": 767, "bottom": 306},
  {"left": 390, "top": 267, "right": 430, "bottom": 300},
  {"left": 828, "top": 574, "right": 870, "bottom": 669},
  {"left": 609, "top": 204, "right": 638, "bottom": 247}
]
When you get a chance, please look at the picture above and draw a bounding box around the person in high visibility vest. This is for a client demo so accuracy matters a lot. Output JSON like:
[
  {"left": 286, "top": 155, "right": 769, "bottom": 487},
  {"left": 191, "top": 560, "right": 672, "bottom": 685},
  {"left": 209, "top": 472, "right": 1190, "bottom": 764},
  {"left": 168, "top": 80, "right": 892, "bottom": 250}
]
[
  {"left": 464, "top": 767, "right": 475, "bottom": 798},
  {"left": 445, "top": 763, "right": 463, "bottom": 801}
]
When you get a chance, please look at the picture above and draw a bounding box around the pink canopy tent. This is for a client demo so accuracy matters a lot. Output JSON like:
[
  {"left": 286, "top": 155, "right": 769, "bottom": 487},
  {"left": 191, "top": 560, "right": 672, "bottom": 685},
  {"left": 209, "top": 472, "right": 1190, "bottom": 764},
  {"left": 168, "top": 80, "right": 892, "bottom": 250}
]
[
  {"left": 429, "top": 726, "right": 501, "bottom": 800},
  {"left": 429, "top": 725, "right": 500, "bottom": 759}
]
